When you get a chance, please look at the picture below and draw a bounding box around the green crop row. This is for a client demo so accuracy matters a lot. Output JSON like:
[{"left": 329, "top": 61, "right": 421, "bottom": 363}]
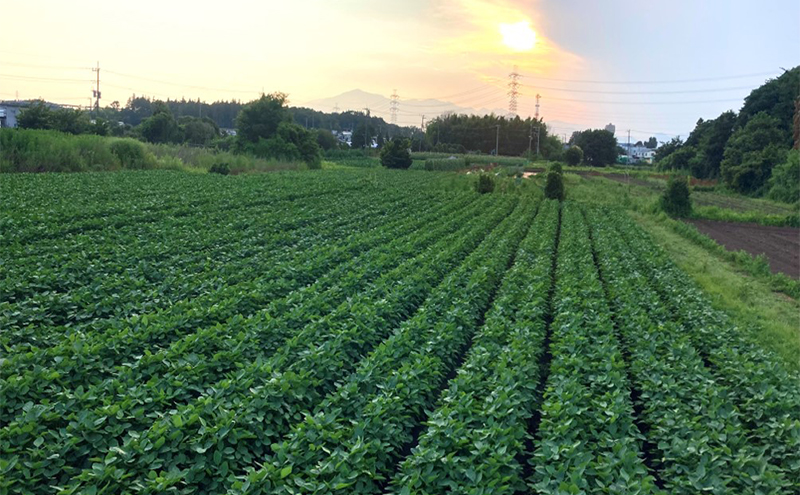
[
  {"left": 235, "top": 197, "right": 536, "bottom": 494},
  {"left": 0, "top": 192, "right": 477, "bottom": 424},
  {"left": 0, "top": 188, "right": 426, "bottom": 338},
  {"left": 529, "top": 203, "right": 659, "bottom": 493},
  {"left": 34, "top": 197, "right": 521, "bottom": 495},
  {"left": 586, "top": 207, "right": 789, "bottom": 493},
  {"left": 388, "top": 199, "right": 560, "bottom": 494},
  {"left": 610, "top": 210, "right": 800, "bottom": 490},
  {"left": 0, "top": 192, "right": 490, "bottom": 493}
]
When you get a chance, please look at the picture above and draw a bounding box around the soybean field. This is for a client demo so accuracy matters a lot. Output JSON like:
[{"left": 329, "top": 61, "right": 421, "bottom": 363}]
[{"left": 1, "top": 170, "right": 798, "bottom": 495}]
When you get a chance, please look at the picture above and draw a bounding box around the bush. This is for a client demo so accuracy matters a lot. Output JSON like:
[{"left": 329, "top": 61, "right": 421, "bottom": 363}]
[
  {"left": 767, "top": 149, "right": 799, "bottom": 203},
  {"left": 549, "top": 162, "right": 563, "bottom": 175},
  {"left": 565, "top": 146, "right": 583, "bottom": 166},
  {"left": 544, "top": 171, "right": 565, "bottom": 200},
  {"left": 209, "top": 162, "right": 230, "bottom": 175},
  {"left": 109, "top": 139, "right": 151, "bottom": 169},
  {"left": 660, "top": 176, "right": 692, "bottom": 217},
  {"left": 380, "top": 138, "right": 413, "bottom": 169},
  {"left": 476, "top": 174, "right": 495, "bottom": 194}
]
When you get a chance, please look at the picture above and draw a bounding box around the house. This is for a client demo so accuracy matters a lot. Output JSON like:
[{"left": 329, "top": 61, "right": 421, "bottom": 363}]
[{"left": 618, "top": 143, "right": 656, "bottom": 164}]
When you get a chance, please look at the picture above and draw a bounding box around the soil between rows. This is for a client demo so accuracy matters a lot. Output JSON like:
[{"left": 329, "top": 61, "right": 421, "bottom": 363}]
[{"left": 685, "top": 219, "right": 800, "bottom": 279}]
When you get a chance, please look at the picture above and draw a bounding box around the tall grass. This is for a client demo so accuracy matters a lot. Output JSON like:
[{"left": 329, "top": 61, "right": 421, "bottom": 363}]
[
  {"left": 0, "top": 128, "right": 305, "bottom": 174},
  {"left": 0, "top": 128, "right": 155, "bottom": 172}
]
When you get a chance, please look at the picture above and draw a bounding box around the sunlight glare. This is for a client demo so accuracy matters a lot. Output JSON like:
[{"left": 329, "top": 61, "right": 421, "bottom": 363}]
[{"left": 499, "top": 21, "right": 536, "bottom": 51}]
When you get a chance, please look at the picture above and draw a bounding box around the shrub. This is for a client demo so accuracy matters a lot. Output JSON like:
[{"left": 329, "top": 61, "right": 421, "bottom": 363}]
[
  {"left": 109, "top": 139, "right": 151, "bottom": 169},
  {"left": 767, "top": 149, "right": 799, "bottom": 204},
  {"left": 380, "top": 138, "right": 413, "bottom": 169},
  {"left": 209, "top": 162, "right": 230, "bottom": 175},
  {"left": 544, "top": 171, "right": 565, "bottom": 200},
  {"left": 549, "top": 162, "right": 563, "bottom": 175},
  {"left": 476, "top": 174, "right": 495, "bottom": 194},
  {"left": 660, "top": 176, "right": 692, "bottom": 217},
  {"left": 565, "top": 146, "right": 583, "bottom": 166}
]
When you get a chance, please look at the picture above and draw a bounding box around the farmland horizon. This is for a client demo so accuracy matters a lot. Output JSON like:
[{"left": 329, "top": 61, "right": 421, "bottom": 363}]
[{"left": 2, "top": 0, "right": 798, "bottom": 142}]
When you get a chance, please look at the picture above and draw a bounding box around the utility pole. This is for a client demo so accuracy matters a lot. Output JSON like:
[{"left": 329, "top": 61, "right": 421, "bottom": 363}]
[
  {"left": 528, "top": 121, "right": 533, "bottom": 155},
  {"left": 364, "top": 107, "right": 371, "bottom": 149},
  {"left": 536, "top": 123, "right": 540, "bottom": 158},
  {"left": 507, "top": 65, "right": 520, "bottom": 118},
  {"left": 495, "top": 124, "right": 500, "bottom": 157},
  {"left": 420, "top": 115, "right": 426, "bottom": 152},
  {"left": 535, "top": 94, "right": 540, "bottom": 119},
  {"left": 92, "top": 61, "right": 101, "bottom": 114},
  {"left": 627, "top": 129, "right": 631, "bottom": 162}
]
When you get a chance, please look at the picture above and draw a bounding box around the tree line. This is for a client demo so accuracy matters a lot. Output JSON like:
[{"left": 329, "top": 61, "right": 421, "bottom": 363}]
[{"left": 656, "top": 66, "right": 799, "bottom": 202}]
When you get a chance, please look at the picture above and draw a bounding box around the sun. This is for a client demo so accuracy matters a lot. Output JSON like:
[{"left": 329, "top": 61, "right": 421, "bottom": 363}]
[{"left": 499, "top": 21, "right": 536, "bottom": 51}]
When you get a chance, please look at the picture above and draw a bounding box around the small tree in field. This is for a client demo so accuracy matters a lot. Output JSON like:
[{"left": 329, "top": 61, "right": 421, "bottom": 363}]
[
  {"left": 544, "top": 172, "right": 565, "bottom": 201},
  {"left": 476, "top": 174, "right": 495, "bottom": 194},
  {"left": 380, "top": 138, "right": 412, "bottom": 169},
  {"left": 661, "top": 176, "right": 692, "bottom": 217},
  {"left": 565, "top": 145, "right": 583, "bottom": 166}
]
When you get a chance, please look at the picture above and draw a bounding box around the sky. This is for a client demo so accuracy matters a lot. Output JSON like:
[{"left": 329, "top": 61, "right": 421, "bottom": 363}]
[{"left": 2, "top": 0, "right": 798, "bottom": 142}]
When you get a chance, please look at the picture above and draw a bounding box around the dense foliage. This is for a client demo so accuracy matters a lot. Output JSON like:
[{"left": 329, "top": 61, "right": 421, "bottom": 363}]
[
  {"left": 564, "top": 144, "right": 583, "bottom": 165},
  {"left": 658, "top": 66, "right": 799, "bottom": 198},
  {"left": 0, "top": 171, "right": 797, "bottom": 494},
  {"left": 423, "top": 114, "right": 563, "bottom": 158},
  {"left": 570, "top": 128, "right": 618, "bottom": 166},
  {"left": 544, "top": 171, "right": 565, "bottom": 200},
  {"left": 379, "top": 137, "right": 412, "bottom": 169},
  {"left": 660, "top": 175, "right": 693, "bottom": 217}
]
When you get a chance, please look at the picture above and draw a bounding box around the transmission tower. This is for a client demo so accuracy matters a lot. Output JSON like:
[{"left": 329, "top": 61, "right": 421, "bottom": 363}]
[
  {"left": 390, "top": 89, "right": 399, "bottom": 125},
  {"left": 535, "top": 94, "right": 540, "bottom": 119},
  {"left": 333, "top": 102, "right": 340, "bottom": 112},
  {"left": 507, "top": 65, "right": 520, "bottom": 117}
]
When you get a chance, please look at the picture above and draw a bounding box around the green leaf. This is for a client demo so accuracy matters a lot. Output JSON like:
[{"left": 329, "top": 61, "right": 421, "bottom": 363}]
[{"left": 280, "top": 465, "right": 292, "bottom": 478}]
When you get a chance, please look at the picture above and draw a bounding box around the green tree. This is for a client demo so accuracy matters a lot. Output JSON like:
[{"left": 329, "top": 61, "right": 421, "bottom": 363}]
[
  {"left": 565, "top": 145, "right": 583, "bottom": 166},
  {"left": 767, "top": 150, "right": 799, "bottom": 203},
  {"left": 235, "top": 93, "right": 290, "bottom": 146},
  {"left": 660, "top": 176, "right": 692, "bottom": 217},
  {"left": 645, "top": 136, "right": 658, "bottom": 149},
  {"left": 138, "top": 102, "right": 182, "bottom": 143},
  {"left": 179, "top": 116, "right": 219, "bottom": 146},
  {"left": 573, "top": 129, "right": 617, "bottom": 166},
  {"left": 655, "top": 137, "right": 683, "bottom": 163},
  {"left": 738, "top": 66, "right": 799, "bottom": 146},
  {"left": 16, "top": 101, "right": 53, "bottom": 130},
  {"left": 380, "top": 137, "right": 412, "bottom": 169},
  {"left": 51, "top": 109, "right": 90, "bottom": 135},
  {"left": 351, "top": 120, "right": 372, "bottom": 149},
  {"left": 720, "top": 112, "right": 787, "bottom": 193},
  {"left": 544, "top": 172, "right": 565, "bottom": 200},
  {"left": 315, "top": 129, "right": 339, "bottom": 150}
]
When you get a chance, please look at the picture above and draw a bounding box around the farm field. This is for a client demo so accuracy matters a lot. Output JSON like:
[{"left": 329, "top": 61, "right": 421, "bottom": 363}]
[
  {"left": 1, "top": 170, "right": 799, "bottom": 495},
  {"left": 686, "top": 219, "right": 800, "bottom": 279}
]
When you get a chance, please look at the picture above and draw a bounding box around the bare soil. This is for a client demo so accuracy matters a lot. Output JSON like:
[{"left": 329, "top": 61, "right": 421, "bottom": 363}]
[{"left": 686, "top": 219, "right": 800, "bottom": 279}]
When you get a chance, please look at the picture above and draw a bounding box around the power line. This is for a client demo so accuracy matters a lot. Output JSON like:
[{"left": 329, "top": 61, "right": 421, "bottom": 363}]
[
  {"left": 519, "top": 83, "right": 757, "bottom": 95},
  {"left": 104, "top": 69, "right": 259, "bottom": 94},
  {"left": 544, "top": 96, "right": 743, "bottom": 105},
  {"left": 520, "top": 70, "right": 778, "bottom": 85}
]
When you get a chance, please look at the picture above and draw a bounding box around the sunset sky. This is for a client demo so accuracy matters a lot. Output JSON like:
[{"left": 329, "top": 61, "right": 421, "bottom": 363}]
[{"left": 2, "top": 0, "right": 798, "bottom": 142}]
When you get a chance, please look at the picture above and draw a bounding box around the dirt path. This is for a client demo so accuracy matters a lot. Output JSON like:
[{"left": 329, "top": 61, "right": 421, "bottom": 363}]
[{"left": 686, "top": 219, "right": 800, "bottom": 279}]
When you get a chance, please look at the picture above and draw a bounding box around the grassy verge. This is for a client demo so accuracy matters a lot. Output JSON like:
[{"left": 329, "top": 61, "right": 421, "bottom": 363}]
[
  {"left": 631, "top": 211, "right": 800, "bottom": 373},
  {"left": 0, "top": 128, "right": 305, "bottom": 174}
]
